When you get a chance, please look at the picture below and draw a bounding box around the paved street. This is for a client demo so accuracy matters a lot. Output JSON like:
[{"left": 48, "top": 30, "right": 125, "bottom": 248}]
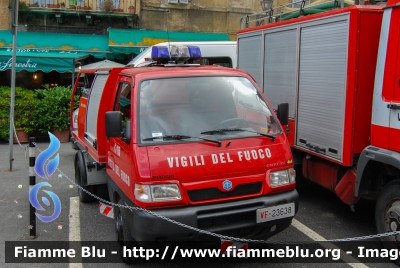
[{"left": 0, "top": 140, "right": 398, "bottom": 268}]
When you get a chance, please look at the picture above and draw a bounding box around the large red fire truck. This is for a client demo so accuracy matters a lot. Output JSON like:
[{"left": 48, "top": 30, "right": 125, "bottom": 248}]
[
  {"left": 237, "top": 0, "right": 400, "bottom": 249},
  {"left": 69, "top": 45, "right": 298, "bottom": 259}
]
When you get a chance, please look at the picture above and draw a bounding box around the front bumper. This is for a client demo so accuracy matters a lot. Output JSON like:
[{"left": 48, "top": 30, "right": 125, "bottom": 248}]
[{"left": 122, "top": 189, "right": 299, "bottom": 243}]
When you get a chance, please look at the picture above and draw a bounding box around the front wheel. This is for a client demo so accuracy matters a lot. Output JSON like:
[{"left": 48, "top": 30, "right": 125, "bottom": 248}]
[
  {"left": 375, "top": 179, "right": 400, "bottom": 255},
  {"left": 115, "top": 199, "right": 137, "bottom": 263}
]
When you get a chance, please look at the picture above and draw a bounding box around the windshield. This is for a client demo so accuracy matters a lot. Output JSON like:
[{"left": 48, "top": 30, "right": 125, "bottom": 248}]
[{"left": 139, "top": 76, "right": 281, "bottom": 144}]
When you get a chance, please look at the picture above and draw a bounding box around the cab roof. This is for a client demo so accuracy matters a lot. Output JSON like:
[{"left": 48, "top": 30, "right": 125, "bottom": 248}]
[{"left": 119, "top": 65, "right": 250, "bottom": 79}]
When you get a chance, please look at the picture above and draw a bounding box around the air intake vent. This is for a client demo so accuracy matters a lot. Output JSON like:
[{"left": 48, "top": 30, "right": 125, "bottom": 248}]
[{"left": 188, "top": 182, "right": 262, "bottom": 202}]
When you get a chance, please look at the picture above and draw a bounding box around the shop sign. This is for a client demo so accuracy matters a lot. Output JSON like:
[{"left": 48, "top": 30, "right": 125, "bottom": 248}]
[{"left": 0, "top": 58, "right": 38, "bottom": 71}]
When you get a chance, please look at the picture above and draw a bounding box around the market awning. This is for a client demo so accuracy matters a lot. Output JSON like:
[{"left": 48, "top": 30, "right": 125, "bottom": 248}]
[
  {"left": 0, "top": 49, "right": 89, "bottom": 72},
  {"left": 108, "top": 28, "right": 232, "bottom": 54},
  {"left": 0, "top": 30, "right": 110, "bottom": 59}
]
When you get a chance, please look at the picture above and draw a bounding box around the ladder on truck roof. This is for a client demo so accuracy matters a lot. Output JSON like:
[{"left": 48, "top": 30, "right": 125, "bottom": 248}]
[{"left": 240, "top": 0, "right": 348, "bottom": 29}]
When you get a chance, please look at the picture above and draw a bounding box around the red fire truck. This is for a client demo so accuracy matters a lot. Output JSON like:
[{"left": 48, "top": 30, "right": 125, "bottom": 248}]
[
  {"left": 237, "top": 0, "right": 400, "bottom": 250},
  {"left": 69, "top": 45, "right": 298, "bottom": 259}
]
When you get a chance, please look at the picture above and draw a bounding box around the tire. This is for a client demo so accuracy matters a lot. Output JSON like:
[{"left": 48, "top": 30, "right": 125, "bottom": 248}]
[
  {"left": 74, "top": 151, "right": 94, "bottom": 203},
  {"left": 375, "top": 179, "right": 400, "bottom": 256},
  {"left": 114, "top": 199, "right": 137, "bottom": 263}
]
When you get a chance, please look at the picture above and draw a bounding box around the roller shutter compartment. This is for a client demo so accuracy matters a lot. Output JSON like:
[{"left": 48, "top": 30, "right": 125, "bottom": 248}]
[{"left": 296, "top": 19, "right": 349, "bottom": 162}]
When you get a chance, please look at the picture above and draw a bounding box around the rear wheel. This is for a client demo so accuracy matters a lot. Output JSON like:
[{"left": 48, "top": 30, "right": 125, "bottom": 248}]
[
  {"left": 74, "top": 151, "right": 94, "bottom": 203},
  {"left": 115, "top": 199, "right": 137, "bottom": 263},
  {"left": 375, "top": 179, "right": 400, "bottom": 260}
]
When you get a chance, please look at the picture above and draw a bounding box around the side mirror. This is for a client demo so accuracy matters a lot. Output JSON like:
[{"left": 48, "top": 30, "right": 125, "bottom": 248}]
[
  {"left": 276, "top": 103, "right": 289, "bottom": 126},
  {"left": 105, "top": 112, "right": 123, "bottom": 138},
  {"left": 122, "top": 119, "right": 131, "bottom": 144}
]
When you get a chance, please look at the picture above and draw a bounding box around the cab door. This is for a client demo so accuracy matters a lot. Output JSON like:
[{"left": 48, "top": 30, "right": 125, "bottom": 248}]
[
  {"left": 388, "top": 17, "right": 400, "bottom": 152},
  {"left": 108, "top": 78, "right": 135, "bottom": 200}
]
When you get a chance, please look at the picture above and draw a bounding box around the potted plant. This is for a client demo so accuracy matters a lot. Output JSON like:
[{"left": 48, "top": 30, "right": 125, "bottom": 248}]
[
  {"left": 0, "top": 87, "right": 39, "bottom": 143},
  {"left": 35, "top": 85, "right": 78, "bottom": 142},
  {"left": 128, "top": 5, "right": 134, "bottom": 13},
  {"left": 0, "top": 86, "right": 13, "bottom": 142},
  {"left": 47, "top": 2, "right": 60, "bottom": 8},
  {"left": 29, "top": 1, "right": 39, "bottom": 7},
  {"left": 60, "top": 2, "right": 65, "bottom": 8},
  {"left": 18, "top": 1, "right": 28, "bottom": 9},
  {"left": 100, "top": 0, "right": 114, "bottom": 12},
  {"left": 69, "top": 0, "right": 77, "bottom": 9}
]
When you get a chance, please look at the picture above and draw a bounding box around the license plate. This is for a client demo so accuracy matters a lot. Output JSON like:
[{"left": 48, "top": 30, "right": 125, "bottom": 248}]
[{"left": 256, "top": 203, "right": 295, "bottom": 223}]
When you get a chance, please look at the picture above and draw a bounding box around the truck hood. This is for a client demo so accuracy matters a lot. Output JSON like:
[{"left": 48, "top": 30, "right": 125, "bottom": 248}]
[{"left": 144, "top": 137, "right": 292, "bottom": 183}]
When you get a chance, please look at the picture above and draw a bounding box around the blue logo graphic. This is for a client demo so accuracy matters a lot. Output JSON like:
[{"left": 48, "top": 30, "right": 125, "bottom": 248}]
[
  {"left": 35, "top": 132, "right": 60, "bottom": 179},
  {"left": 222, "top": 180, "right": 233, "bottom": 191},
  {"left": 29, "top": 132, "right": 62, "bottom": 223},
  {"left": 29, "top": 182, "right": 61, "bottom": 223}
]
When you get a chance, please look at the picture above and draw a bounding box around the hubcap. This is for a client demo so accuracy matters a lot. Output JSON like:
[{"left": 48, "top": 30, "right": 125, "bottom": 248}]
[{"left": 384, "top": 200, "right": 400, "bottom": 243}]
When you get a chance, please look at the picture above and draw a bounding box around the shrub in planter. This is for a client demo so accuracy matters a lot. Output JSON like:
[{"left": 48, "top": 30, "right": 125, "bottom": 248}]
[
  {"left": 100, "top": 0, "right": 114, "bottom": 12},
  {"left": 35, "top": 85, "right": 79, "bottom": 134},
  {"left": 29, "top": 2, "right": 39, "bottom": 7},
  {"left": 0, "top": 87, "right": 10, "bottom": 141},
  {"left": 0, "top": 86, "right": 39, "bottom": 142}
]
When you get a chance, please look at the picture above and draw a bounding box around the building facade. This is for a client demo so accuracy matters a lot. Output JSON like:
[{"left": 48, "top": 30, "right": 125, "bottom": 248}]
[
  {"left": 0, "top": 0, "right": 10, "bottom": 30},
  {"left": 140, "top": 0, "right": 264, "bottom": 38},
  {"left": 0, "top": 0, "right": 338, "bottom": 88},
  {"left": 0, "top": 0, "right": 269, "bottom": 35}
]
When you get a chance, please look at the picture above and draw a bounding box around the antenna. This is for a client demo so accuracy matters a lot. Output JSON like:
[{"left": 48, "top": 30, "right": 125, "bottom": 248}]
[{"left": 166, "top": 9, "right": 171, "bottom": 51}]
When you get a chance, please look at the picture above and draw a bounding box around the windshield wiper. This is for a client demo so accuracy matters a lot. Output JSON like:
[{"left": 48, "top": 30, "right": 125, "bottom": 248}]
[
  {"left": 142, "top": 135, "right": 221, "bottom": 147},
  {"left": 201, "top": 128, "right": 276, "bottom": 142}
]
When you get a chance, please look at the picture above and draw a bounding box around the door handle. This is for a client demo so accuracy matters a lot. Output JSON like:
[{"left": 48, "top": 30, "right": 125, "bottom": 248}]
[
  {"left": 387, "top": 104, "right": 400, "bottom": 110},
  {"left": 306, "top": 143, "right": 326, "bottom": 153}
]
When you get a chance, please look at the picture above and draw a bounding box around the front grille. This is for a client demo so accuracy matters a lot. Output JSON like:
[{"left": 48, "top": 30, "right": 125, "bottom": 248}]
[
  {"left": 198, "top": 210, "right": 256, "bottom": 229},
  {"left": 187, "top": 182, "right": 262, "bottom": 202}
]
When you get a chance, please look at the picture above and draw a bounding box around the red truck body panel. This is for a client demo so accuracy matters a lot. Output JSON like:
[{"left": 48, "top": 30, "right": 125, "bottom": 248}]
[
  {"left": 371, "top": 4, "right": 400, "bottom": 152},
  {"left": 238, "top": 6, "right": 383, "bottom": 167}
]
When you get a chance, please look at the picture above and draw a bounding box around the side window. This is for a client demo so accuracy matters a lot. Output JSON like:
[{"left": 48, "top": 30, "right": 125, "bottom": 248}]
[
  {"left": 80, "top": 74, "right": 95, "bottom": 98},
  {"left": 114, "top": 82, "right": 132, "bottom": 134}
]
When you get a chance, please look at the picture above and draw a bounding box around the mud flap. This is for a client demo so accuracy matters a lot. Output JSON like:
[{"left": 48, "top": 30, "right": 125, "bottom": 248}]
[{"left": 335, "top": 169, "right": 360, "bottom": 205}]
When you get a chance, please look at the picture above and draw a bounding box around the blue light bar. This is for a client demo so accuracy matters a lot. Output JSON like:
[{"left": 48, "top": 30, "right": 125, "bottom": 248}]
[
  {"left": 187, "top": 46, "right": 202, "bottom": 61},
  {"left": 151, "top": 46, "right": 170, "bottom": 63}
]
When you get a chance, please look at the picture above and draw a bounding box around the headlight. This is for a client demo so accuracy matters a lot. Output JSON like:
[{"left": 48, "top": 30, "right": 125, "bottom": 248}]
[
  {"left": 134, "top": 184, "right": 181, "bottom": 202},
  {"left": 270, "top": 168, "right": 296, "bottom": 187}
]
